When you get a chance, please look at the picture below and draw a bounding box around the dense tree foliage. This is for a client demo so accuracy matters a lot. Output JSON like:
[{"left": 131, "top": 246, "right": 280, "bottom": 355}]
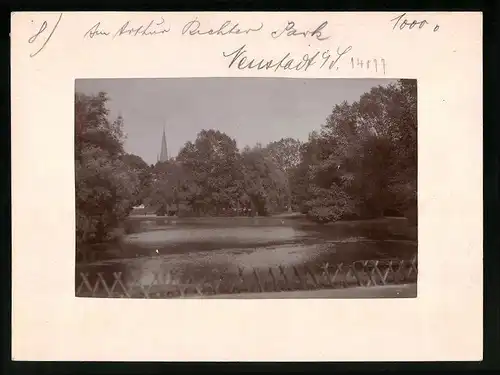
[
  {"left": 265, "top": 137, "right": 302, "bottom": 173},
  {"left": 175, "top": 130, "right": 243, "bottom": 215},
  {"left": 290, "top": 79, "right": 417, "bottom": 223},
  {"left": 240, "top": 145, "right": 289, "bottom": 215},
  {"left": 75, "top": 92, "right": 143, "bottom": 243},
  {"left": 75, "top": 79, "right": 417, "bottom": 243},
  {"left": 146, "top": 160, "right": 192, "bottom": 215}
]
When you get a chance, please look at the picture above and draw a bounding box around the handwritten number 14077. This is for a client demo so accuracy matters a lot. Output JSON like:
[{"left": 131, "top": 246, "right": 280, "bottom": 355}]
[{"left": 351, "top": 58, "right": 386, "bottom": 74}]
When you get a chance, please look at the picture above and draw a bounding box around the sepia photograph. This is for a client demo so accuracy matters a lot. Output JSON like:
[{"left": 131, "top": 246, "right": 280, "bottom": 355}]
[{"left": 74, "top": 77, "right": 418, "bottom": 299}]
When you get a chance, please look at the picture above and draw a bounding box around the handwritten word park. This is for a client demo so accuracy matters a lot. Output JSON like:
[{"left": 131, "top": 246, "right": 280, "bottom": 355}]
[{"left": 271, "top": 21, "right": 330, "bottom": 41}]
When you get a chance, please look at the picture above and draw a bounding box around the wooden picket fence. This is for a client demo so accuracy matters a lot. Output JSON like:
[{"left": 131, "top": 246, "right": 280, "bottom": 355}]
[{"left": 75, "top": 254, "right": 417, "bottom": 298}]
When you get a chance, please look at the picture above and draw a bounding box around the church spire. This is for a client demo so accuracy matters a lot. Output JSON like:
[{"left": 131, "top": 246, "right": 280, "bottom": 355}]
[{"left": 159, "top": 124, "right": 169, "bottom": 162}]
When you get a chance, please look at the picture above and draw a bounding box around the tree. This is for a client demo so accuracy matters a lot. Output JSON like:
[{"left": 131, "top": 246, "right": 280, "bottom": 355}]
[
  {"left": 121, "top": 153, "right": 152, "bottom": 206},
  {"left": 264, "top": 138, "right": 302, "bottom": 211},
  {"left": 290, "top": 79, "right": 417, "bottom": 223},
  {"left": 146, "top": 160, "right": 192, "bottom": 215},
  {"left": 240, "top": 146, "right": 288, "bottom": 216},
  {"left": 75, "top": 92, "right": 123, "bottom": 160},
  {"left": 357, "top": 79, "right": 417, "bottom": 220},
  {"left": 265, "top": 137, "right": 302, "bottom": 173},
  {"left": 177, "top": 129, "right": 243, "bottom": 215},
  {"left": 121, "top": 153, "right": 149, "bottom": 171},
  {"left": 289, "top": 131, "right": 336, "bottom": 213},
  {"left": 174, "top": 131, "right": 291, "bottom": 217},
  {"left": 75, "top": 92, "right": 140, "bottom": 243}
]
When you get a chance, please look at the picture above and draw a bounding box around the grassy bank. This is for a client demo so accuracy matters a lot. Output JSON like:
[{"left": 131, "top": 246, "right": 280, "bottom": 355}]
[{"left": 124, "top": 214, "right": 414, "bottom": 231}]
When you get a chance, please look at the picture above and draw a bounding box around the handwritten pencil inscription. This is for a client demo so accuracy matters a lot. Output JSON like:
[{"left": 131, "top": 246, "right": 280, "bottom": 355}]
[
  {"left": 25, "top": 13, "right": 395, "bottom": 73},
  {"left": 114, "top": 18, "right": 171, "bottom": 38},
  {"left": 222, "top": 44, "right": 320, "bottom": 72},
  {"left": 27, "top": 12, "right": 63, "bottom": 58},
  {"left": 181, "top": 18, "right": 263, "bottom": 36},
  {"left": 221, "top": 44, "right": 384, "bottom": 74},
  {"left": 390, "top": 12, "right": 440, "bottom": 32},
  {"left": 83, "top": 18, "right": 171, "bottom": 39},
  {"left": 270, "top": 21, "right": 331, "bottom": 41},
  {"left": 83, "top": 22, "right": 110, "bottom": 38}
]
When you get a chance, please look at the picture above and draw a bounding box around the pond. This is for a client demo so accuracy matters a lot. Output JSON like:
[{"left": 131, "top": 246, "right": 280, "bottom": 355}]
[{"left": 76, "top": 216, "right": 417, "bottom": 290}]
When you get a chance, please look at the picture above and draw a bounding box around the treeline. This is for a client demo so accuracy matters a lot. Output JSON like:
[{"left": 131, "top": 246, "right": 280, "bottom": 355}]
[
  {"left": 75, "top": 79, "right": 416, "bottom": 243},
  {"left": 291, "top": 79, "right": 417, "bottom": 223},
  {"left": 144, "top": 131, "right": 299, "bottom": 218}
]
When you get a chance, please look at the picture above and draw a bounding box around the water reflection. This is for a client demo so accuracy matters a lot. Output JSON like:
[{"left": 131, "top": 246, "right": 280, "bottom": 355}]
[{"left": 76, "top": 217, "right": 417, "bottom": 290}]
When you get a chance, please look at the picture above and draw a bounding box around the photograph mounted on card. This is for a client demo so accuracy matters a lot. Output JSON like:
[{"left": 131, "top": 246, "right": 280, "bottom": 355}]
[{"left": 11, "top": 12, "right": 482, "bottom": 362}]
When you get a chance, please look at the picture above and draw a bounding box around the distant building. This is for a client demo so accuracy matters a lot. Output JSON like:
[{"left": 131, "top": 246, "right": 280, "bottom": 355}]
[
  {"left": 130, "top": 204, "right": 150, "bottom": 216},
  {"left": 157, "top": 126, "right": 169, "bottom": 163}
]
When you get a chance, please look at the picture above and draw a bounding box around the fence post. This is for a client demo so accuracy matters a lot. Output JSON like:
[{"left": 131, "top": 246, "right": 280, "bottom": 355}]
[
  {"left": 269, "top": 267, "right": 278, "bottom": 292},
  {"left": 253, "top": 268, "right": 264, "bottom": 292},
  {"left": 305, "top": 266, "right": 319, "bottom": 288},
  {"left": 292, "top": 266, "right": 307, "bottom": 290},
  {"left": 278, "top": 265, "right": 290, "bottom": 291}
]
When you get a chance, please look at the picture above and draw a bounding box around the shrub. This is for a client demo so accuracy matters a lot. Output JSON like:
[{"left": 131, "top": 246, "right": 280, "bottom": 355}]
[{"left": 305, "top": 184, "right": 356, "bottom": 223}]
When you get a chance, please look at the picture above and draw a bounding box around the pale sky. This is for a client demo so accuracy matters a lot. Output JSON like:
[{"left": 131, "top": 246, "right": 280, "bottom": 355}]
[{"left": 75, "top": 78, "right": 396, "bottom": 165}]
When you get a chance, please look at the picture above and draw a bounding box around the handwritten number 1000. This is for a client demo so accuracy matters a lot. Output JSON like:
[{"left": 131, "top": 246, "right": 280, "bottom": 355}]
[{"left": 390, "top": 13, "right": 440, "bottom": 32}]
